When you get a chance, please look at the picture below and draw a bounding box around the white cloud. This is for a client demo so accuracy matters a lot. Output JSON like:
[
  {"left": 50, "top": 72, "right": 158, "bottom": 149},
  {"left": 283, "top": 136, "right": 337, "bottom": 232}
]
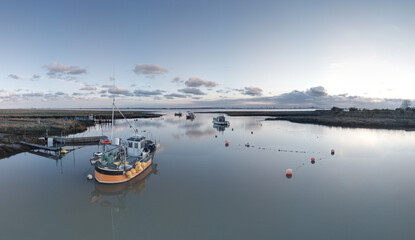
[
  {"left": 164, "top": 93, "right": 187, "bottom": 99},
  {"left": 306, "top": 86, "right": 327, "bottom": 97},
  {"left": 134, "top": 89, "right": 164, "bottom": 97},
  {"left": 133, "top": 64, "right": 167, "bottom": 77},
  {"left": 243, "top": 87, "right": 263, "bottom": 96},
  {"left": 178, "top": 88, "right": 206, "bottom": 95},
  {"left": 171, "top": 77, "right": 182, "bottom": 83},
  {"left": 80, "top": 85, "right": 97, "bottom": 91},
  {"left": 108, "top": 85, "right": 131, "bottom": 96},
  {"left": 43, "top": 62, "right": 87, "bottom": 77},
  {"left": 185, "top": 77, "right": 218, "bottom": 88},
  {"left": 8, "top": 74, "right": 19, "bottom": 80}
]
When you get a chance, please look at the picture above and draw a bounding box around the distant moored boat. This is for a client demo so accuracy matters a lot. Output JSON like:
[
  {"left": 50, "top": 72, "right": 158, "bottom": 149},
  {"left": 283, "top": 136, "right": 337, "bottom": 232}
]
[
  {"left": 212, "top": 115, "right": 230, "bottom": 126},
  {"left": 186, "top": 112, "right": 196, "bottom": 120}
]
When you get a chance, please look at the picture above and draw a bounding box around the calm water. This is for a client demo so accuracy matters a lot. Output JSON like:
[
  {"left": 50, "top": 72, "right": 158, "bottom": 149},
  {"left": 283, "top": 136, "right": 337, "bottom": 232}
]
[{"left": 1, "top": 112, "right": 415, "bottom": 239}]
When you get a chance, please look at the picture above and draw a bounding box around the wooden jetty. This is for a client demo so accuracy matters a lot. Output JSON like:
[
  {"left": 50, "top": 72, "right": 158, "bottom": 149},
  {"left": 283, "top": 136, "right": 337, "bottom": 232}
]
[
  {"left": 19, "top": 141, "right": 61, "bottom": 151},
  {"left": 53, "top": 135, "right": 107, "bottom": 144}
]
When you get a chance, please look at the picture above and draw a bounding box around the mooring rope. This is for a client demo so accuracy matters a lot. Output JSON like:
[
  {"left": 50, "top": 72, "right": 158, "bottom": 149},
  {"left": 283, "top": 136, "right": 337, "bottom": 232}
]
[{"left": 113, "top": 102, "right": 138, "bottom": 135}]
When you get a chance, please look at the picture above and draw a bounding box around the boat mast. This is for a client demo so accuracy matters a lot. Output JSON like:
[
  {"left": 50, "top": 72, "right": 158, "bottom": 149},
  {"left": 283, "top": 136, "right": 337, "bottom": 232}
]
[
  {"left": 110, "top": 65, "right": 115, "bottom": 141},
  {"left": 111, "top": 95, "right": 114, "bottom": 141}
]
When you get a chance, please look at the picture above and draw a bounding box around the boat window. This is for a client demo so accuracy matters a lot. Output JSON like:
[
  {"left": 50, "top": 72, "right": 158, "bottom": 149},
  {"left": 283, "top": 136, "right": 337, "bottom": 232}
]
[
  {"left": 128, "top": 142, "right": 133, "bottom": 148},
  {"left": 134, "top": 142, "right": 139, "bottom": 148}
]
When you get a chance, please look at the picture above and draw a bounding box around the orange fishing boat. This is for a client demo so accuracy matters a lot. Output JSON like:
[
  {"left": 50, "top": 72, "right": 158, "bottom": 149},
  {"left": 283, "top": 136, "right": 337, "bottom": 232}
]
[
  {"left": 89, "top": 96, "right": 158, "bottom": 184},
  {"left": 90, "top": 136, "right": 157, "bottom": 184}
]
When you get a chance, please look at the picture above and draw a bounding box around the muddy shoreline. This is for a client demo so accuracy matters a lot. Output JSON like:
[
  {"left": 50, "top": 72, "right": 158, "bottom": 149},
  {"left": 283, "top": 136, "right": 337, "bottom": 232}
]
[{"left": 201, "top": 109, "right": 415, "bottom": 131}]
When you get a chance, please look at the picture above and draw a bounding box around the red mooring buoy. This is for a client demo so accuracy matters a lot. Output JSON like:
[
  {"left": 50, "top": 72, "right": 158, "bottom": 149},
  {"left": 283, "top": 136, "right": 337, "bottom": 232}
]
[
  {"left": 286, "top": 169, "right": 293, "bottom": 176},
  {"left": 225, "top": 141, "right": 229, "bottom": 147},
  {"left": 311, "top": 157, "right": 315, "bottom": 163}
]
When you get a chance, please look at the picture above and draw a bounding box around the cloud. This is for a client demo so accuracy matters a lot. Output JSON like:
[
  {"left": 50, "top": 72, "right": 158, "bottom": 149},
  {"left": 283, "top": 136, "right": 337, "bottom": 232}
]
[
  {"left": 0, "top": 91, "right": 73, "bottom": 103},
  {"left": 109, "top": 77, "right": 115, "bottom": 81},
  {"left": 22, "top": 92, "right": 44, "bottom": 98},
  {"left": 134, "top": 89, "right": 164, "bottom": 97},
  {"left": 108, "top": 85, "right": 131, "bottom": 96},
  {"left": 164, "top": 93, "right": 187, "bottom": 99},
  {"left": 43, "top": 62, "right": 87, "bottom": 77},
  {"left": 175, "top": 85, "right": 403, "bottom": 109},
  {"left": 171, "top": 77, "right": 183, "bottom": 83},
  {"left": 243, "top": 87, "right": 263, "bottom": 96},
  {"left": 178, "top": 88, "right": 206, "bottom": 95},
  {"left": 133, "top": 64, "right": 167, "bottom": 77},
  {"left": 306, "top": 86, "right": 328, "bottom": 97},
  {"left": 185, "top": 77, "right": 218, "bottom": 88},
  {"left": 80, "top": 85, "right": 97, "bottom": 91},
  {"left": 8, "top": 74, "right": 20, "bottom": 79}
]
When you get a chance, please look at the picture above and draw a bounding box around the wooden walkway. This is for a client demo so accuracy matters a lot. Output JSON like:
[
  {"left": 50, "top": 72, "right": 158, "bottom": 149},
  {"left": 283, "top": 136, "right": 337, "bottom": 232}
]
[
  {"left": 53, "top": 135, "right": 107, "bottom": 144},
  {"left": 19, "top": 141, "right": 60, "bottom": 151}
]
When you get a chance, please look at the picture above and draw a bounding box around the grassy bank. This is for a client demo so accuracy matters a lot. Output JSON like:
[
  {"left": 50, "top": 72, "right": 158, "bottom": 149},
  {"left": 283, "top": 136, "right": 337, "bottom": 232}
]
[
  {"left": 202, "top": 109, "right": 415, "bottom": 130},
  {"left": 0, "top": 109, "right": 162, "bottom": 119}
]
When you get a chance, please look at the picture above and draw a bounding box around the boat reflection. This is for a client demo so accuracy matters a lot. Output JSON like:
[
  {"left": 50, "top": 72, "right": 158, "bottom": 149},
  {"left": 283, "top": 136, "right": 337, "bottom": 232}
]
[
  {"left": 213, "top": 123, "right": 229, "bottom": 132},
  {"left": 89, "top": 159, "right": 159, "bottom": 239},
  {"left": 90, "top": 163, "right": 159, "bottom": 204}
]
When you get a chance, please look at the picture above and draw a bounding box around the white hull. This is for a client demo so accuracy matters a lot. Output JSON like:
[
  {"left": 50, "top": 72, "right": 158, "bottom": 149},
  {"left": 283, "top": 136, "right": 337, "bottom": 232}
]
[{"left": 213, "top": 120, "right": 229, "bottom": 125}]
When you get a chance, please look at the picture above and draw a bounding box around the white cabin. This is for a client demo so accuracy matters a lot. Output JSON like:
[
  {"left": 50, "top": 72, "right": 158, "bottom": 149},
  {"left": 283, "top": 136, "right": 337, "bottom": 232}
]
[{"left": 127, "top": 136, "right": 145, "bottom": 157}]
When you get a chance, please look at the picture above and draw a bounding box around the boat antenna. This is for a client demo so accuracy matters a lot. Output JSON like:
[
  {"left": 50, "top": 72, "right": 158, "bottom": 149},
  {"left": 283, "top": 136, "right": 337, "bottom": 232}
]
[{"left": 110, "top": 65, "right": 115, "bottom": 141}]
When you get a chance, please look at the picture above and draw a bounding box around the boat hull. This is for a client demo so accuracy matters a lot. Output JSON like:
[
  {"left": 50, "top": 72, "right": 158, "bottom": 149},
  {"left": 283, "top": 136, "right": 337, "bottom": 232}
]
[
  {"left": 212, "top": 121, "right": 229, "bottom": 126},
  {"left": 94, "top": 155, "right": 153, "bottom": 184}
]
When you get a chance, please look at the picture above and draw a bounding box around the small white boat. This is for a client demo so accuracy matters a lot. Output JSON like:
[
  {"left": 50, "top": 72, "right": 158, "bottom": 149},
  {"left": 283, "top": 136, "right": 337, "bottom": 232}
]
[{"left": 213, "top": 115, "right": 230, "bottom": 126}]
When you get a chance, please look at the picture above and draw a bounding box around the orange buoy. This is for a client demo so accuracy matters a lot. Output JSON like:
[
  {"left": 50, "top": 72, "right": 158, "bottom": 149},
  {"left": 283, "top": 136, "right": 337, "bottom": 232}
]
[
  {"left": 225, "top": 141, "right": 229, "bottom": 147},
  {"left": 286, "top": 169, "right": 293, "bottom": 176}
]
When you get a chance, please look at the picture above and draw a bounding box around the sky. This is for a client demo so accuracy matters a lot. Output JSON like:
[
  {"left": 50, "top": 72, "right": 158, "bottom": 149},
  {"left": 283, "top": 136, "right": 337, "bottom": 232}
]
[{"left": 0, "top": 0, "right": 414, "bottom": 109}]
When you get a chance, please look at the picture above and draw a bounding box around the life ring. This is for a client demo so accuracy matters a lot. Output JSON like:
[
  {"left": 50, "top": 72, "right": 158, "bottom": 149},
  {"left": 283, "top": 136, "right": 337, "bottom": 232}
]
[{"left": 100, "top": 139, "right": 111, "bottom": 144}]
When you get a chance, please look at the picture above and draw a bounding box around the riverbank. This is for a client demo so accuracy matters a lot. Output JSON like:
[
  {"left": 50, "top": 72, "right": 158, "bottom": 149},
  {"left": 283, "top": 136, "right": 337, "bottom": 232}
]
[
  {"left": 0, "top": 109, "right": 162, "bottom": 119},
  {"left": 0, "top": 109, "right": 162, "bottom": 159},
  {"left": 201, "top": 109, "right": 415, "bottom": 130}
]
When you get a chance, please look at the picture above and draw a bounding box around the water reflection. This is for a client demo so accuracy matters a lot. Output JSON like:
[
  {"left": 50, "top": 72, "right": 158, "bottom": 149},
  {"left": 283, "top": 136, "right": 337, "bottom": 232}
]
[
  {"left": 30, "top": 150, "right": 64, "bottom": 160},
  {"left": 135, "top": 120, "right": 165, "bottom": 129},
  {"left": 186, "top": 129, "right": 216, "bottom": 139},
  {"left": 90, "top": 164, "right": 159, "bottom": 203},
  {"left": 89, "top": 164, "right": 159, "bottom": 238},
  {"left": 4, "top": 111, "right": 415, "bottom": 239},
  {"left": 164, "top": 118, "right": 183, "bottom": 125},
  {"left": 213, "top": 123, "right": 229, "bottom": 132}
]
